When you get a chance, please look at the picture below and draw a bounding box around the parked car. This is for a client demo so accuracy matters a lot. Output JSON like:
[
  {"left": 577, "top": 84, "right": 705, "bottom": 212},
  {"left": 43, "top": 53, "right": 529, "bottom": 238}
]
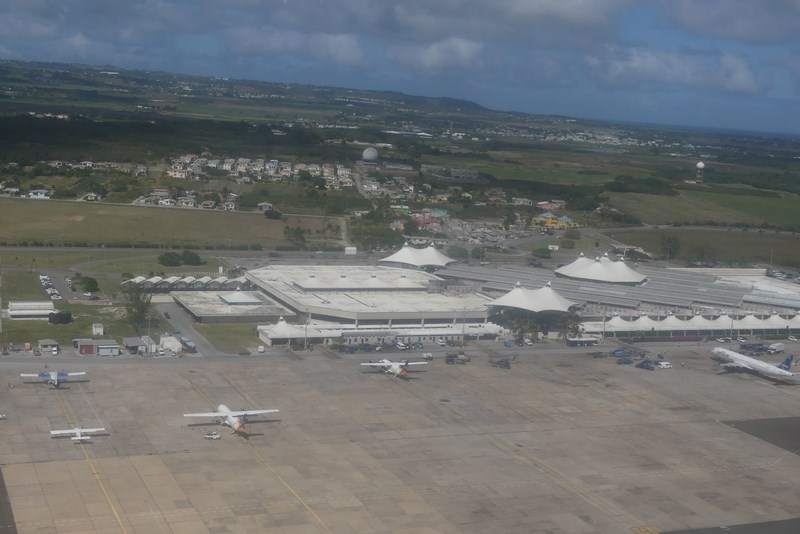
[
  {"left": 617, "top": 357, "right": 634, "bottom": 365},
  {"left": 163, "top": 312, "right": 171, "bottom": 319},
  {"left": 736, "top": 336, "right": 747, "bottom": 343},
  {"left": 716, "top": 337, "right": 732, "bottom": 343},
  {"left": 657, "top": 361, "right": 673, "bottom": 369},
  {"left": 636, "top": 359, "right": 655, "bottom": 370},
  {"left": 788, "top": 335, "right": 798, "bottom": 342}
]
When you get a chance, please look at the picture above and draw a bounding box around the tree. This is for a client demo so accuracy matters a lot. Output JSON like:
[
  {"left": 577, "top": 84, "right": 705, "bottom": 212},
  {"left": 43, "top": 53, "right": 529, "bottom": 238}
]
[
  {"left": 446, "top": 245, "right": 469, "bottom": 260},
  {"left": 181, "top": 249, "right": 202, "bottom": 266},
  {"left": 81, "top": 276, "right": 99, "bottom": 293},
  {"left": 158, "top": 251, "right": 182, "bottom": 266},
  {"left": 264, "top": 208, "right": 283, "bottom": 219},
  {"left": 121, "top": 283, "right": 153, "bottom": 325},
  {"left": 564, "top": 228, "right": 581, "bottom": 240}
]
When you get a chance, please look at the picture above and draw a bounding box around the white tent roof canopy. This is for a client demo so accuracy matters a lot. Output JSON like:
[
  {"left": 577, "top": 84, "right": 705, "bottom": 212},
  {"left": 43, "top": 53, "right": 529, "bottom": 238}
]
[
  {"left": 378, "top": 243, "right": 456, "bottom": 268},
  {"left": 581, "top": 312, "right": 800, "bottom": 334},
  {"left": 554, "top": 252, "right": 647, "bottom": 284},
  {"left": 488, "top": 282, "right": 578, "bottom": 313}
]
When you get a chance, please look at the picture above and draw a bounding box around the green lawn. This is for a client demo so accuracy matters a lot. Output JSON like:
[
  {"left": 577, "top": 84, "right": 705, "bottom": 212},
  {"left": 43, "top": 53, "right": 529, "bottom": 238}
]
[
  {"left": 194, "top": 323, "right": 262, "bottom": 353},
  {"left": 0, "top": 271, "right": 47, "bottom": 304}
]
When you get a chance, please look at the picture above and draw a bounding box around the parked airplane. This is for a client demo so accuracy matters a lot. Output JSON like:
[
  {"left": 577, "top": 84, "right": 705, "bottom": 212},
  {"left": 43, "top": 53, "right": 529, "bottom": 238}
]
[
  {"left": 361, "top": 359, "right": 428, "bottom": 379},
  {"left": 711, "top": 347, "right": 794, "bottom": 381},
  {"left": 183, "top": 404, "right": 279, "bottom": 435},
  {"left": 20, "top": 370, "right": 86, "bottom": 387},
  {"left": 50, "top": 427, "right": 106, "bottom": 442}
]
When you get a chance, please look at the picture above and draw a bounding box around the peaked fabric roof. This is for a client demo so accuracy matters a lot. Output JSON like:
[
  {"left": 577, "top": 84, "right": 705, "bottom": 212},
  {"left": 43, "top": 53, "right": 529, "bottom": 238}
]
[
  {"left": 554, "top": 253, "right": 647, "bottom": 284},
  {"left": 378, "top": 244, "right": 455, "bottom": 268},
  {"left": 488, "top": 282, "right": 577, "bottom": 313},
  {"left": 581, "top": 312, "right": 800, "bottom": 334},
  {"left": 261, "top": 317, "right": 321, "bottom": 340}
]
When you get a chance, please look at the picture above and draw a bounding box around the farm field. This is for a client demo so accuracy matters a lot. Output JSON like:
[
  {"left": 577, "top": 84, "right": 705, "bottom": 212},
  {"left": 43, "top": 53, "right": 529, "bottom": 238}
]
[{"left": 0, "top": 198, "right": 337, "bottom": 248}]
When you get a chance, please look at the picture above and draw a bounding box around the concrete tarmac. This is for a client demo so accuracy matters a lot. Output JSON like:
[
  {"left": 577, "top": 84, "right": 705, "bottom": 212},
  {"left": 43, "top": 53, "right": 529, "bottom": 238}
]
[{"left": 1, "top": 341, "right": 800, "bottom": 533}]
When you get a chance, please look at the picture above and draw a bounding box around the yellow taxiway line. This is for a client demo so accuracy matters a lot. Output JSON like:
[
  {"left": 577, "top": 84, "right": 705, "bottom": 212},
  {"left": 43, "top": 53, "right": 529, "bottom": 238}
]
[
  {"left": 187, "top": 377, "right": 331, "bottom": 533},
  {"left": 54, "top": 387, "right": 129, "bottom": 534}
]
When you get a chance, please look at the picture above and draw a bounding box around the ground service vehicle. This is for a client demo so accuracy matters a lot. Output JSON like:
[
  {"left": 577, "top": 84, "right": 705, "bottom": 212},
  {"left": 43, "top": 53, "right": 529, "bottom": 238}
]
[
  {"left": 203, "top": 431, "right": 221, "bottom": 440},
  {"left": 768, "top": 343, "right": 785, "bottom": 354}
]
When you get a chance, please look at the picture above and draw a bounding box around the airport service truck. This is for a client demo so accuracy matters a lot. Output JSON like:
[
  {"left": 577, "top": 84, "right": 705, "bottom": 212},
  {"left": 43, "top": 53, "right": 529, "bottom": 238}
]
[{"left": 767, "top": 343, "right": 785, "bottom": 354}]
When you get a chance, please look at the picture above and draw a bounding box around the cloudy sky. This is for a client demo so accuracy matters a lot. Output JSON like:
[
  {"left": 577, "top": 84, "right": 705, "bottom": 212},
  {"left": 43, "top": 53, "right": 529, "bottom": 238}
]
[{"left": 3, "top": 0, "right": 800, "bottom": 135}]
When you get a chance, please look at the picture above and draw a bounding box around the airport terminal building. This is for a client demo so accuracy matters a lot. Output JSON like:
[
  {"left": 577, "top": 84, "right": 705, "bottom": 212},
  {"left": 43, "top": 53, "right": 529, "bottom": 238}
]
[{"left": 244, "top": 265, "right": 505, "bottom": 346}]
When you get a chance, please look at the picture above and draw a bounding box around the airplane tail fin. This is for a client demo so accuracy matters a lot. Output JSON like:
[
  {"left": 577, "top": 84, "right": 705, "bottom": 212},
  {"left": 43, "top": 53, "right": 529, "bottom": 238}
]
[{"left": 779, "top": 355, "right": 794, "bottom": 371}]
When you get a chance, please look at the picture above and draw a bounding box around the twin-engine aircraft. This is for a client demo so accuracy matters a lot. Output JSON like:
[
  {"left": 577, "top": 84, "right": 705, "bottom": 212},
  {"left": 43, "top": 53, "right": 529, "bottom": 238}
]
[
  {"left": 20, "top": 371, "right": 86, "bottom": 388},
  {"left": 50, "top": 427, "right": 106, "bottom": 442},
  {"left": 711, "top": 347, "right": 794, "bottom": 381},
  {"left": 361, "top": 358, "right": 428, "bottom": 379},
  {"left": 183, "top": 404, "right": 279, "bottom": 435}
]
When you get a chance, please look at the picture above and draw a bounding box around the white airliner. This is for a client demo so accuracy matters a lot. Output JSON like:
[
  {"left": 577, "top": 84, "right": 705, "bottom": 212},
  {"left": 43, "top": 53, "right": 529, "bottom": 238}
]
[
  {"left": 361, "top": 359, "right": 428, "bottom": 379},
  {"left": 711, "top": 347, "right": 794, "bottom": 380},
  {"left": 20, "top": 370, "right": 86, "bottom": 388},
  {"left": 50, "top": 427, "right": 106, "bottom": 442},
  {"left": 183, "top": 404, "right": 279, "bottom": 435}
]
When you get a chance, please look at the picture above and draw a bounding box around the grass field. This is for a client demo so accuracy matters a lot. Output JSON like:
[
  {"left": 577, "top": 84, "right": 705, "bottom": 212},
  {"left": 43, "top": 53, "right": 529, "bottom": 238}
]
[
  {"left": 193, "top": 323, "right": 261, "bottom": 353},
  {"left": 0, "top": 271, "right": 47, "bottom": 304},
  {"left": 605, "top": 189, "right": 800, "bottom": 228},
  {"left": 0, "top": 302, "right": 146, "bottom": 347},
  {"left": 0, "top": 198, "right": 336, "bottom": 248},
  {"left": 605, "top": 229, "right": 800, "bottom": 268}
]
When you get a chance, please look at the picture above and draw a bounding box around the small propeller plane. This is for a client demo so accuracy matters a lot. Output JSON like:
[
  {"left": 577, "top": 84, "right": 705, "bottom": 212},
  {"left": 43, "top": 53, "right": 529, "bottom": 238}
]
[
  {"left": 20, "top": 370, "right": 86, "bottom": 388},
  {"left": 183, "top": 404, "right": 279, "bottom": 435},
  {"left": 50, "top": 427, "right": 106, "bottom": 442},
  {"left": 360, "top": 358, "right": 428, "bottom": 379}
]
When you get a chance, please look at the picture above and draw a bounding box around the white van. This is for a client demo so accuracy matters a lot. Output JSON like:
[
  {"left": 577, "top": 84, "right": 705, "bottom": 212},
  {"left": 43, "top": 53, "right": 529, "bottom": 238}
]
[
  {"left": 657, "top": 361, "right": 673, "bottom": 369},
  {"left": 395, "top": 341, "right": 407, "bottom": 350}
]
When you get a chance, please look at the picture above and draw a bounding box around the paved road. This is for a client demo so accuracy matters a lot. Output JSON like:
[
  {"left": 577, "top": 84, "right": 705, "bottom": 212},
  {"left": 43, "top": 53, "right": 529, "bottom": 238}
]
[{"left": 153, "top": 300, "right": 224, "bottom": 357}]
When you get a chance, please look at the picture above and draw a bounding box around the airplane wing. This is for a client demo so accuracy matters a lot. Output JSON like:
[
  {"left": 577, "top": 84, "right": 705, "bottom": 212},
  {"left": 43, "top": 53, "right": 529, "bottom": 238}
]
[
  {"left": 403, "top": 362, "right": 428, "bottom": 366},
  {"left": 50, "top": 429, "right": 78, "bottom": 436},
  {"left": 65, "top": 372, "right": 87, "bottom": 377},
  {"left": 225, "top": 409, "right": 279, "bottom": 417},
  {"left": 19, "top": 373, "right": 45, "bottom": 378},
  {"left": 360, "top": 362, "right": 387, "bottom": 367},
  {"left": 184, "top": 412, "right": 228, "bottom": 417},
  {"left": 721, "top": 362, "right": 754, "bottom": 371},
  {"left": 79, "top": 427, "right": 106, "bottom": 434}
]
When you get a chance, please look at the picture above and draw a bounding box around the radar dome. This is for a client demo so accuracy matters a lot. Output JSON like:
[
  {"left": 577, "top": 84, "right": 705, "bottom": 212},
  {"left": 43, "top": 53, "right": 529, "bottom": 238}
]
[
  {"left": 696, "top": 161, "right": 705, "bottom": 169},
  {"left": 362, "top": 147, "right": 379, "bottom": 161}
]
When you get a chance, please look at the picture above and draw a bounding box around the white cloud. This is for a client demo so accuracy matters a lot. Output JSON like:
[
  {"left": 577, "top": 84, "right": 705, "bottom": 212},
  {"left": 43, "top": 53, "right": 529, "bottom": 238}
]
[
  {"left": 661, "top": 0, "right": 800, "bottom": 44},
  {"left": 388, "top": 38, "right": 483, "bottom": 71},
  {"left": 587, "top": 47, "right": 761, "bottom": 94},
  {"left": 225, "top": 27, "right": 364, "bottom": 65}
]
